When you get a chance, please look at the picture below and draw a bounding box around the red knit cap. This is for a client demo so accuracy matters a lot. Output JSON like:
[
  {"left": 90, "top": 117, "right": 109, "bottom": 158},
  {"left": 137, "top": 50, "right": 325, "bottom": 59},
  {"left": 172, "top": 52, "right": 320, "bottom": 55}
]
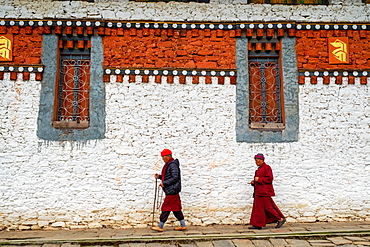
[
  {"left": 161, "top": 149, "right": 172, "bottom": 156},
  {"left": 254, "top": 153, "right": 265, "bottom": 160}
]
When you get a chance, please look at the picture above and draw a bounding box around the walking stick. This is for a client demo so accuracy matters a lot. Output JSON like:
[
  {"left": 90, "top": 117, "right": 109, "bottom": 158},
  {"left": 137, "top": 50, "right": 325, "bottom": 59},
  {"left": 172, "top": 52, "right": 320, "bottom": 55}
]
[{"left": 152, "top": 178, "right": 158, "bottom": 227}]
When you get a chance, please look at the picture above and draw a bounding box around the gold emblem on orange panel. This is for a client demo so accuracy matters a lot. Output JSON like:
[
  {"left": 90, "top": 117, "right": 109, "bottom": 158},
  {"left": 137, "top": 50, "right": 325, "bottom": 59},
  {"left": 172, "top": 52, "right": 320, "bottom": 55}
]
[
  {"left": 328, "top": 37, "right": 349, "bottom": 64},
  {"left": 0, "top": 34, "right": 13, "bottom": 62}
]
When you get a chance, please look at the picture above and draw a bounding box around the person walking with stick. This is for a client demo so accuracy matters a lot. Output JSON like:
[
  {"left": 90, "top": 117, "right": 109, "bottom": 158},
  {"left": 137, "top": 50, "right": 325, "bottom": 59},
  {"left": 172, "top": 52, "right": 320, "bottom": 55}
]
[
  {"left": 151, "top": 149, "right": 187, "bottom": 232},
  {"left": 248, "top": 153, "right": 286, "bottom": 230}
]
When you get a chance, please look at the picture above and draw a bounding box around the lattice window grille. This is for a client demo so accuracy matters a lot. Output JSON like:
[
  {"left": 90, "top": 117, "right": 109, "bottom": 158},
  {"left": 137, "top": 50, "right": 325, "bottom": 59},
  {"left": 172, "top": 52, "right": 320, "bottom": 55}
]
[
  {"left": 249, "top": 57, "right": 282, "bottom": 124},
  {"left": 56, "top": 53, "right": 90, "bottom": 123}
]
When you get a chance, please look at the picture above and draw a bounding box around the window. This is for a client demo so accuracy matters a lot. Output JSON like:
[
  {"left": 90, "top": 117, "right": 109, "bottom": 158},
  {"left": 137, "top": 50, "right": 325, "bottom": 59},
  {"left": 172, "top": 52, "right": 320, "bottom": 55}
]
[
  {"left": 248, "top": 40, "right": 284, "bottom": 130},
  {"left": 247, "top": 0, "right": 328, "bottom": 4},
  {"left": 52, "top": 36, "right": 91, "bottom": 130},
  {"left": 236, "top": 35, "right": 299, "bottom": 143},
  {"left": 37, "top": 35, "right": 105, "bottom": 141}
]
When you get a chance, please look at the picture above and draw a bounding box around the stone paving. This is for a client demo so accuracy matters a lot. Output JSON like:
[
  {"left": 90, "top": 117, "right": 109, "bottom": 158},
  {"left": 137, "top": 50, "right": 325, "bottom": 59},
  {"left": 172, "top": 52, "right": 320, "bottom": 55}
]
[{"left": 0, "top": 221, "right": 369, "bottom": 247}]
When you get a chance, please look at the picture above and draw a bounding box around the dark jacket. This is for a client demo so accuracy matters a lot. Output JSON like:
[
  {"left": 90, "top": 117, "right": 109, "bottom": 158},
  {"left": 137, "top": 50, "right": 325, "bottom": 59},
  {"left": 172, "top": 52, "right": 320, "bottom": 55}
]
[
  {"left": 253, "top": 162, "right": 275, "bottom": 197},
  {"left": 159, "top": 159, "right": 182, "bottom": 195}
]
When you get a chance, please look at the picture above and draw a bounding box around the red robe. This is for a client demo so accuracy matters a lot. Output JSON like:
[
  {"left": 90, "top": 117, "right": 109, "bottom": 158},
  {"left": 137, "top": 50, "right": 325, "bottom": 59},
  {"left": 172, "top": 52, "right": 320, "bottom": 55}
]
[
  {"left": 161, "top": 159, "right": 182, "bottom": 212},
  {"left": 250, "top": 162, "right": 284, "bottom": 227}
]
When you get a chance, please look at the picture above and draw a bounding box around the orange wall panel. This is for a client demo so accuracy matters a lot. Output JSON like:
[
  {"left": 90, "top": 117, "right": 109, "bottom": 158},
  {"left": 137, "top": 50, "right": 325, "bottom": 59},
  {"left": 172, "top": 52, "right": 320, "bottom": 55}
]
[
  {"left": 103, "top": 28, "right": 236, "bottom": 70},
  {"left": 296, "top": 30, "right": 370, "bottom": 71},
  {"left": 0, "top": 27, "right": 43, "bottom": 65}
]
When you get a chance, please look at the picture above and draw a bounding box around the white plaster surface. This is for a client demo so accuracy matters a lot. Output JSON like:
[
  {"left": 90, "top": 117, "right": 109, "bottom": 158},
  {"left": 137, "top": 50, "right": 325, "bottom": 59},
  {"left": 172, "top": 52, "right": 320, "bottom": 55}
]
[
  {"left": 0, "top": 73, "right": 369, "bottom": 229},
  {"left": 0, "top": 0, "right": 369, "bottom": 23},
  {"left": 0, "top": 0, "right": 370, "bottom": 230}
]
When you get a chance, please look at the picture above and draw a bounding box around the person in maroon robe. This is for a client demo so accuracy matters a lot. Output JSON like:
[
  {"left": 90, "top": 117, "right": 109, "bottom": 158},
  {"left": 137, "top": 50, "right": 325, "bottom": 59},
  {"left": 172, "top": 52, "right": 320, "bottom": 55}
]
[
  {"left": 249, "top": 153, "right": 286, "bottom": 230},
  {"left": 151, "top": 149, "right": 187, "bottom": 232}
]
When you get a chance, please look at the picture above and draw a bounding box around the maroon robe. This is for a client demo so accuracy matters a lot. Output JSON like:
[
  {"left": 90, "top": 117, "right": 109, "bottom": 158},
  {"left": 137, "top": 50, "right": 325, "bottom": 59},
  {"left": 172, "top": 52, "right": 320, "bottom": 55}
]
[
  {"left": 161, "top": 159, "right": 182, "bottom": 212},
  {"left": 250, "top": 162, "right": 285, "bottom": 227}
]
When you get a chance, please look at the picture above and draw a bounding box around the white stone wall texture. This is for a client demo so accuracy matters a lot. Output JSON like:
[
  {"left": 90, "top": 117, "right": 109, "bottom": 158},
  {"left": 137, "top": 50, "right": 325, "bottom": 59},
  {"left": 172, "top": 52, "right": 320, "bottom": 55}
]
[{"left": 0, "top": 0, "right": 370, "bottom": 230}]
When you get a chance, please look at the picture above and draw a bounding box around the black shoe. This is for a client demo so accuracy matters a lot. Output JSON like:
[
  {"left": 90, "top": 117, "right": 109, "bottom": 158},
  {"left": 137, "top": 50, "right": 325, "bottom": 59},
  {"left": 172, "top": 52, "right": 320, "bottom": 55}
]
[
  {"left": 248, "top": 226, "right": 262, "bottom": 230},
  {"left": 275, "top": 218, "right": 286, "bottom": 228}
]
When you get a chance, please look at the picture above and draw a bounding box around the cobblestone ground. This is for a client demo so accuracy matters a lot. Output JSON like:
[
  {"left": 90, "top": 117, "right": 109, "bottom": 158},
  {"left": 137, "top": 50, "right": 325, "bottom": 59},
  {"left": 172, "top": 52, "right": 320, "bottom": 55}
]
[
  {"left": 1, "top": 222, "right": 370, "bottom": 247},
  {"left": 3, "top": 236, "right": 370, "bottom": 247}
]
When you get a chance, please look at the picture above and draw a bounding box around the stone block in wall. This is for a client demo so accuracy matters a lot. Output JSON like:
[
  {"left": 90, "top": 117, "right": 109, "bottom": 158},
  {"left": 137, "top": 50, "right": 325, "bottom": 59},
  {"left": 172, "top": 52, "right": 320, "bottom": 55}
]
[{"left": 51, "top": 222, "right": 66, "bottom": 227}]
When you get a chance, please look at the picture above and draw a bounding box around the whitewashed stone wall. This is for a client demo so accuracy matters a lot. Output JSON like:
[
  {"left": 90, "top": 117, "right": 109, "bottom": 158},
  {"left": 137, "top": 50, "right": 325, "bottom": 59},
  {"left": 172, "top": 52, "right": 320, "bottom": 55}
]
[
  {"left": 0, "top": 0, "right": 369, "bottom": 23},
  {"left": 0, "top": 73, "right": 369, "bottom": 230},
  {"left": 0, "top": 0, "right": 370, "bottom": 231}
]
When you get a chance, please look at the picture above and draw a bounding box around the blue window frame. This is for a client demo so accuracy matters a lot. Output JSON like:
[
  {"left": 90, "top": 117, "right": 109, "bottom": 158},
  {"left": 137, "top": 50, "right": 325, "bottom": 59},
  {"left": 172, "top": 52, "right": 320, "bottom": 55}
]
[
  {"left": 37, "top": 35, "right": 105, "bottom": 141},
  {"left": 236, "top": 37, "right": 299, "bottom": 143}
]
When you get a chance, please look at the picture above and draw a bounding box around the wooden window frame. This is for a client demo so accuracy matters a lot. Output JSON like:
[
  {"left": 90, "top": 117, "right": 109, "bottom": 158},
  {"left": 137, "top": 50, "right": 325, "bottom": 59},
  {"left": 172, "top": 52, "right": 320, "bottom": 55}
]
[
  {"left": 53, "top": 36, "right": 91, "bottom": 130},
  {"left": 248, "top": 39, "right": 285, "bottom": 131}
]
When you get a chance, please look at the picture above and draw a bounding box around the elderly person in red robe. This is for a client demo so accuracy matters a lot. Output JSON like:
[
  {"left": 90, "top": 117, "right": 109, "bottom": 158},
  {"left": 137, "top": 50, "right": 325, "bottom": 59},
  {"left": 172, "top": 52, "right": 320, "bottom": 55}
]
[
  {"left": 151, "top": 149, "right": 187, "bottom": 232},
  {"left": 249, "top": 153, "right": 286, "bottom": 230}
]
